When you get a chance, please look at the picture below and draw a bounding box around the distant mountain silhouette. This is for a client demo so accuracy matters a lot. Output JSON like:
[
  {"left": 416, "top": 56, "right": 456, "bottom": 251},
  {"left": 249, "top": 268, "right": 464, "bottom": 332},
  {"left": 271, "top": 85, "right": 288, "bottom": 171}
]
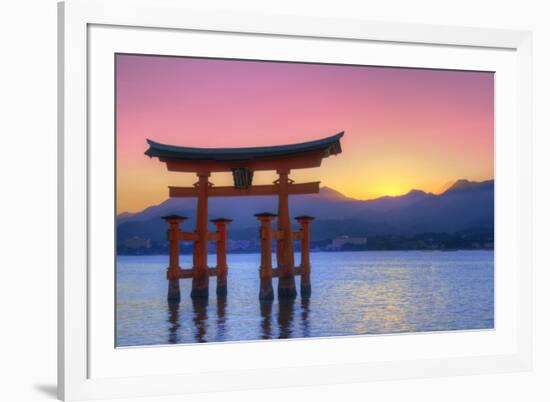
[
  {"left": 317, "top": 186, "right": 355, "bottom": 201},
  {"left": 117, "top": 179, "right": 493, "bottom": 243},
  {"left": 445, "top": 179, "right": 494, "bottom": 193}
]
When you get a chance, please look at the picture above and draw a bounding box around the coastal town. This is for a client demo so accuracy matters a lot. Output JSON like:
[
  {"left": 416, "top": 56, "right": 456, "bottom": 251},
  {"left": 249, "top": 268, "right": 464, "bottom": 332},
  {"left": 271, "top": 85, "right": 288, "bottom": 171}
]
[{"left": 118, "top": 230, "right": 493, "bottom": 255}]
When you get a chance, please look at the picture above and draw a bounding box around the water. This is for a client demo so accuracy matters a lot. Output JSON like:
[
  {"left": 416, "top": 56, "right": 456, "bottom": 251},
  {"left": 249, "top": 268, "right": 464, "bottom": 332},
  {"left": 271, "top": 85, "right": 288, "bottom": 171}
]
[{"left": 116, "top": 250, "right": 494, "bottom": 347}]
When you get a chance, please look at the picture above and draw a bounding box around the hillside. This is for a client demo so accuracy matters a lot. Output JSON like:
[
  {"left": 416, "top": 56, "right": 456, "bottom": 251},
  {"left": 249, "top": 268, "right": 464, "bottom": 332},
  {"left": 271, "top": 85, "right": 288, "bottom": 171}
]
[{"left": 117, "top": 179, "right": 494, "bottom": 245}]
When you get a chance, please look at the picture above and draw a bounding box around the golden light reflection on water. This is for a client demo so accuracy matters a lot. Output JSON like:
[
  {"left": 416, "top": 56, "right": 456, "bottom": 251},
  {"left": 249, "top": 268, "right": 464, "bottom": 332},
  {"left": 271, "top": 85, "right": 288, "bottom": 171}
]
[
  {"left": 343, "top": 267, "right": 415, "bottom": 334},
  {"left": 117, "top": 251, "right": 494, "bottom": 346},
  {"left": 326, "top": 260, "right": 483, "bottom": 335}
]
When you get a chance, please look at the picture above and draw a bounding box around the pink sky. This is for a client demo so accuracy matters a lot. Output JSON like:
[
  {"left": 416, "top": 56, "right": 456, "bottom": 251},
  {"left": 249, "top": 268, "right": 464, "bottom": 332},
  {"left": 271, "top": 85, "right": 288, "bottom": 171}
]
[{"left": 116, "top": 54, "right": 494, "bottom": 214}]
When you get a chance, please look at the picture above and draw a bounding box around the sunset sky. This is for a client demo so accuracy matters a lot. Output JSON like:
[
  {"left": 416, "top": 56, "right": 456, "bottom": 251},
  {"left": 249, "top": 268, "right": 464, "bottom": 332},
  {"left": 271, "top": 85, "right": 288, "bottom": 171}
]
[{"left": 116, "top": 54, "right": 494, "bottom": 214}]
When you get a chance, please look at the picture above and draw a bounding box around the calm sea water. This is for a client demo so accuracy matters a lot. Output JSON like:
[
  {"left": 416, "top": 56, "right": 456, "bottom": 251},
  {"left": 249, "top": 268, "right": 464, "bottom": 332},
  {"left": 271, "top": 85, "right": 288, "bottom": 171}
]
[{"left": 116, "top": 250, "right": 494, "bottom": 347}]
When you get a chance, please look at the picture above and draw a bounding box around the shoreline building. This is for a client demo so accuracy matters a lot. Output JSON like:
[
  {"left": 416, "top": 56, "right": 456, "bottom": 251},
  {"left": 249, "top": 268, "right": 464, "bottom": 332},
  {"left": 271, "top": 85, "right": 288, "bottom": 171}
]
[
  {"left": 329, "top": 235, "right": 368, "bottom": 250},
  {"left": 123, "top": 236, "right": 152, "bottom": 250}
]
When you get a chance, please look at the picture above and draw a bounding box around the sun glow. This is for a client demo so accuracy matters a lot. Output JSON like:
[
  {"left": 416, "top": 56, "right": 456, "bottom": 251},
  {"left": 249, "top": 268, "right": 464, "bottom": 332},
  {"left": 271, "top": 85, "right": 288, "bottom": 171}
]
[{"left": 116, "top": 55, "right": 494, "bottom": 213}]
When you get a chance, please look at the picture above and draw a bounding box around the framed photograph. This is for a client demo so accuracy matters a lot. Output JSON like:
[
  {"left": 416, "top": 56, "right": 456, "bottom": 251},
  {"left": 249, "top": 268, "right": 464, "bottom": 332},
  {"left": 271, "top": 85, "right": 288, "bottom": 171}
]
[{"left": 58, "top": 0, "right": 533, "bottom": 400}]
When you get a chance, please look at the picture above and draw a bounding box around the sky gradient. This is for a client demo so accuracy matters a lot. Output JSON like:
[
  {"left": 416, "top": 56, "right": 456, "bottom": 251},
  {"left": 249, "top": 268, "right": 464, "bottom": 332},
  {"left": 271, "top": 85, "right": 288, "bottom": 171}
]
[{"left": 116, "top": 54, "right": 494, "bottom": 214}]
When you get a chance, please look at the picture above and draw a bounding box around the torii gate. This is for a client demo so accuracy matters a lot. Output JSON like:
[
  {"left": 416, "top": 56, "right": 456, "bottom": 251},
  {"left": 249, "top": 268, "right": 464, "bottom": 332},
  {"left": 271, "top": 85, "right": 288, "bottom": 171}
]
[{"left": 145, "top": 131, "right": 344, "bottom": 302}]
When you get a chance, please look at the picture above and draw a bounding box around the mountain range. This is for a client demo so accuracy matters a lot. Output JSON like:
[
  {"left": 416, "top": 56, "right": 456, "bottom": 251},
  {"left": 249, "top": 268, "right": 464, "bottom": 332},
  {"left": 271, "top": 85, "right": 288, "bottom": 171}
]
[{"left": 117, "top": 179, "right": 494, "bottom": 244}]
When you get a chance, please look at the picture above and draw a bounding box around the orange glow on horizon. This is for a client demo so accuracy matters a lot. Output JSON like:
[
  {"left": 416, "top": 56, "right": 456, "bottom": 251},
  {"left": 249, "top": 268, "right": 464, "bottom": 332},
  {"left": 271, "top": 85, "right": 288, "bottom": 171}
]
[
  {"left": 117, "top": 168, "right": 493, "bottom": 214},
  {"left": 116, "top": 55, "right": 494, "bottom": 214}
]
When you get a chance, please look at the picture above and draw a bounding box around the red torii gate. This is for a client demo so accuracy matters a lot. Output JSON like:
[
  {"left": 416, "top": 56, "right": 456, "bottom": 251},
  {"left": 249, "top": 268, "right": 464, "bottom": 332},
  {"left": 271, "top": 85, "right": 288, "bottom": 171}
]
[{"left": 145, "top": 132, "right": 344, "bottom": 301}]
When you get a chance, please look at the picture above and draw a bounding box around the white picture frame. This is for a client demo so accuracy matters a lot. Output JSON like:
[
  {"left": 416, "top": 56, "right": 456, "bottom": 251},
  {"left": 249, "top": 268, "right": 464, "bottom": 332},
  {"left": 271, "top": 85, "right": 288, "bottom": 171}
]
[{"left": 58, "top": 0, "right": 533, "bottom": 400}]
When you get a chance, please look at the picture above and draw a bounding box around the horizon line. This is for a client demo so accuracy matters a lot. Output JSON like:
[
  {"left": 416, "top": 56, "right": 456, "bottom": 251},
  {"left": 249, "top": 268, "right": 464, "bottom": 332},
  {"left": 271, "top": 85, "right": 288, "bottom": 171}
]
[{"left": 117, "top": 177, "right": 494, "bottom": 217}]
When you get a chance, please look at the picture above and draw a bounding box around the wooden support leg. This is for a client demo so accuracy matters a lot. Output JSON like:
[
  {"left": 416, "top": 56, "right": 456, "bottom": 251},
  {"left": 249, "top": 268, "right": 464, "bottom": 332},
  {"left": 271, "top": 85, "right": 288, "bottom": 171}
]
[
  {"left": 276, "top": 170, "right": 297, "bottom": 299},
  {"left": 296, "top": 216, "right": 314, "bottom": 298},
  {"left": 191, "top": 173, "right": 211, "bottom": 299},
  {"left": 211, "top": 218, "right": 232, "bottom": 297},
  {"left": 162, "top": 215, "right": 187, "bottom": 302},
  {"left": 167, "top": 279, "right": 181, "bottom": 303},
  {"left": 255, "top": 213, "right": 276, "bottom": 300}
]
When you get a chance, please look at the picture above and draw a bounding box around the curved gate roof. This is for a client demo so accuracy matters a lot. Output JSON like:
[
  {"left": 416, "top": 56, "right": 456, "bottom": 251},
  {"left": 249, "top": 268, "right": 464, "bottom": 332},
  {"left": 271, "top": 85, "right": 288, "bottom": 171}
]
[{"left": 145, "top": 131, "right": 344, "bottom": 162}]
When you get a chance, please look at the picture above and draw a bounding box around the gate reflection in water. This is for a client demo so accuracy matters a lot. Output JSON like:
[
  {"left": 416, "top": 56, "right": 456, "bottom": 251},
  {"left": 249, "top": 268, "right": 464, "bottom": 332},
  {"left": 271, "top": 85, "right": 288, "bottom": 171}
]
[{"left": 116, "top": 250, "right": 494, "bottom": 347}]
